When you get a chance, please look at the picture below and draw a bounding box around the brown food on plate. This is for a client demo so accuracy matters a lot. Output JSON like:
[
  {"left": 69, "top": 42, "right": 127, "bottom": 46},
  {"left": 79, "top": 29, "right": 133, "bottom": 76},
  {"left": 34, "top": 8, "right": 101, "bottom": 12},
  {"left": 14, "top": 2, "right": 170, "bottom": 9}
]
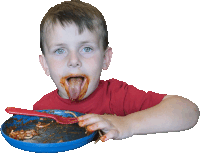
[
  {"left": 9, "top": 129, "right": 38, "bottom": 140},
  {"left": 7, "top": 111, "right": 89, "bottom": 143}
]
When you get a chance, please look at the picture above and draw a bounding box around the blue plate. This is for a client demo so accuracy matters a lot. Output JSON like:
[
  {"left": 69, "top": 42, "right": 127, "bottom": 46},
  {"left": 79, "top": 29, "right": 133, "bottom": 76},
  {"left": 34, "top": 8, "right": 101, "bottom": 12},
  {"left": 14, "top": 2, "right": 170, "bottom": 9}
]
[{"left": 1, "top": 110, "right": 96, "bottom": 153}]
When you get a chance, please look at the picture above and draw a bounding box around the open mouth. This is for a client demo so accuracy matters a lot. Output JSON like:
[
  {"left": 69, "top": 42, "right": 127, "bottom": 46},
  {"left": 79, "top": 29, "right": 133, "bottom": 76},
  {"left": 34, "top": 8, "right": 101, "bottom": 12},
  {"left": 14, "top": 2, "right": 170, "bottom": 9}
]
[
  {"left": 66, "top": 76, "right": 86, "bottom": 90},
  {"left": 67, "top": 76, "right": 85, "bottom": 81},
  {"left": 60, "top": 74, "right": 90, "bottom": 101}
]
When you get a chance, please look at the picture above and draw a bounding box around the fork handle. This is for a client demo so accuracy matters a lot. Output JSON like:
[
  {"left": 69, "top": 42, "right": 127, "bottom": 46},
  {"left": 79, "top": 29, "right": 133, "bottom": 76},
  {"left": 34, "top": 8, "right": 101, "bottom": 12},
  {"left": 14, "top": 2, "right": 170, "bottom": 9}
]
[{"left": 5, "top": 107, "right": 55, "bottom": 119}]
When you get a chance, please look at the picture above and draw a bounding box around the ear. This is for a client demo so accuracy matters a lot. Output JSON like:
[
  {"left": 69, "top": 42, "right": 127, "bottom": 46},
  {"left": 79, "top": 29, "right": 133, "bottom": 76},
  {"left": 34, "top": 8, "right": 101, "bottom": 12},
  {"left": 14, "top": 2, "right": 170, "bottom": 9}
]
[
  {"left": 39, "top": 55, "right": 50, "bottom": 76},
  {"left": 102, "top": 47, "right": 113, "bottom": 70}
]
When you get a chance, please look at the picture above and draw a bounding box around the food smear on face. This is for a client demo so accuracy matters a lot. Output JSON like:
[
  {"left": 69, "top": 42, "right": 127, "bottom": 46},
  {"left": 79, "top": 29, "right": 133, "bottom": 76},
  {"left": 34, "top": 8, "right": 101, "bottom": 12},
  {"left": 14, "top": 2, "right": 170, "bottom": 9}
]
[{"left": 60, "top": 74, "right": 90, "bottom": 101}]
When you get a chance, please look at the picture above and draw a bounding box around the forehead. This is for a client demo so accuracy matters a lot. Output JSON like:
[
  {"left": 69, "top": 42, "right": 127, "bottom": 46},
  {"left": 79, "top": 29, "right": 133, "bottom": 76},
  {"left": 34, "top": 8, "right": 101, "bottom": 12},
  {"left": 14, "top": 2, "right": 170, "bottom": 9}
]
[{"left": 43, "top": 22, "right": 102, "bottom": 51}]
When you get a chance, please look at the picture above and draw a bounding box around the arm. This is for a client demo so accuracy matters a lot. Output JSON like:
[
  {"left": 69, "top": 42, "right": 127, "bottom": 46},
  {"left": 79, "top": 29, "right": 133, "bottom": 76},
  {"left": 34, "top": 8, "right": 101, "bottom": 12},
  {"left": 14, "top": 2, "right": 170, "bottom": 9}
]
[
  {"left": 78, "top": 95, "right": 199, "bottom": 141},
  {"left": 125, "top": 95, "right": 200, "bottom": 135}
]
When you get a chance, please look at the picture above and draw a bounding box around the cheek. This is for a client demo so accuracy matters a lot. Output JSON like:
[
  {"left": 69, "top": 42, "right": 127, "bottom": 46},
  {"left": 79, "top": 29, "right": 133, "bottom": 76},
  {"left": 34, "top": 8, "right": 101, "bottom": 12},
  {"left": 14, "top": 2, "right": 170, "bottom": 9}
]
[
  {"left": 85, "top": 56, "right": 103, "bottom": 88},
  {"left": 46, "top": 59, "right": 64, "bottom": 83},
  {"left": 86, "top": 55, "right": 103, "bottom": 73},
  {"left": 47, "top": 58, "right": 64, "bottom": 73}
]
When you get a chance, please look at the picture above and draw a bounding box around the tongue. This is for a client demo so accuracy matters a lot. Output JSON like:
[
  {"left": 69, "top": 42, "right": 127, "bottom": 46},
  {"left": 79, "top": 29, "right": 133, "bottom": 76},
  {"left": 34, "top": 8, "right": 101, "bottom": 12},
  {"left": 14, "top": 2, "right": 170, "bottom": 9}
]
[{"left": 68, "top": 77, "right": 83, "bottom": 100}]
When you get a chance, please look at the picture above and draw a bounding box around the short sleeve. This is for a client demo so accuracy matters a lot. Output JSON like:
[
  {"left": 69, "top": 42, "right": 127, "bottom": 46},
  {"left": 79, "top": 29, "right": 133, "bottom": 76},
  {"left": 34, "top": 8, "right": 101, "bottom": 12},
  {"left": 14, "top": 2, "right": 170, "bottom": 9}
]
[
  {"left": 123, "top": 85, "right": 167, "bottom": 115},
  {"left": 108, "top": 79, "right": 166, "bottom": 116}
]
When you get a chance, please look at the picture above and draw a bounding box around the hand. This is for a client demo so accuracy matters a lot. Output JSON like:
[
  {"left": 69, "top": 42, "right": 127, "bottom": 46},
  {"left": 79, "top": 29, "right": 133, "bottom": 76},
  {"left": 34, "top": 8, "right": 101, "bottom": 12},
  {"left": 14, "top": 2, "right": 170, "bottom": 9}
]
[{"left": 78, "top": 114, "right": 129, "bottom": 142}]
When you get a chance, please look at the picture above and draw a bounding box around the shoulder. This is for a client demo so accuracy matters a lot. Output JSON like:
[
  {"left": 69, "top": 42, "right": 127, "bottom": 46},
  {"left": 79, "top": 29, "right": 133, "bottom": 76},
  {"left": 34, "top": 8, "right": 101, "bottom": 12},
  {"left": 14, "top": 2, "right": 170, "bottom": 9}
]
[
  {"left": 104, "top": 79, "right": 143, "bottom": 94},
  {"left": 101, "top": 78, "right": 128, "bottom": 88},
  {"left": 99, "top": 79, "right": 144, "bottom": 96},
  {"left": 40, "top": 89, "right": 58, "bottom": 101},
  {"left": 33, "top": 89, "right": 58, "bottom": 110}
]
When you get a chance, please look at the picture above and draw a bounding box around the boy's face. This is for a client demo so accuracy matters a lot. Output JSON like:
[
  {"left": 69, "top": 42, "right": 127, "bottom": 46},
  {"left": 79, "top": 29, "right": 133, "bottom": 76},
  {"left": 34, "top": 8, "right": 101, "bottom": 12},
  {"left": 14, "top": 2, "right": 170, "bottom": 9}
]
[{"left": 39, "top": 22, "right": 112, "bottom": 101}]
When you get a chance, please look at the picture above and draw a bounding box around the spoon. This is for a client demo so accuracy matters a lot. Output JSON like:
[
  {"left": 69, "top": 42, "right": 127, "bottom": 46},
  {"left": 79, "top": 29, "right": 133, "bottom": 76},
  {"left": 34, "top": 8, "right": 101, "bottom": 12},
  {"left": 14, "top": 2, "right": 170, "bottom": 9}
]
[{"left": 5, "top": 107, "right": 78, "bottom": 124}]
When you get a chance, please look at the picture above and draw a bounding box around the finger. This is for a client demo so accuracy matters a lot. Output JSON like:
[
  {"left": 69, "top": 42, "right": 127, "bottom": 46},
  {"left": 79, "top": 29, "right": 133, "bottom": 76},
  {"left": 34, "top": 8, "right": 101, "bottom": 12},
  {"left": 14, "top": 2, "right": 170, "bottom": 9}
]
[
  {"left": 78, "top": 113, "right": 97, "bottom": 121},
  {"left": 79, "top": 115, "right": 103, "bottom": 127},
  {"left": 100, "top": 129, "right": 119, "bottom": 142},
  {"left": 87, "top": 120, "right": 109, "bottom": 132},
  {"left": 78, "top": 114, "right": 96, "bottom": 127}
]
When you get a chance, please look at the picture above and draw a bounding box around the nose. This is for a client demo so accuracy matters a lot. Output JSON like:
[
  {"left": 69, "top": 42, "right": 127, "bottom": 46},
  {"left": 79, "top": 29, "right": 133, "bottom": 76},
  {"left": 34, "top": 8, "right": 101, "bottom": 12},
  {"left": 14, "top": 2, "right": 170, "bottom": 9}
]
[{"left": 67, "top": 51, "right": 82, "bottom": 68}]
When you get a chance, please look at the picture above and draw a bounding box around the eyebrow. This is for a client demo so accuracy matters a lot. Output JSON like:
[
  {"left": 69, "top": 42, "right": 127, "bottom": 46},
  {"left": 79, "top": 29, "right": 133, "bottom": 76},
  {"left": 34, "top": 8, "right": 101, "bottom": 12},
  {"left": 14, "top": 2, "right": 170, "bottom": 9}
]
[{"left": 53, "top": 41, "right": 95, "bottom": 47}]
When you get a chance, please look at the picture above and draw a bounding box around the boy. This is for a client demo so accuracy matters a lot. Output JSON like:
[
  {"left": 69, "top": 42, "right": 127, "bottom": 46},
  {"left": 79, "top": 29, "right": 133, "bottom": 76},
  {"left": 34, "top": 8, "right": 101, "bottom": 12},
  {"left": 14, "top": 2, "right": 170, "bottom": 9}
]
[{"left": 34, "top": 0, "right": 199, "bottom": 142}]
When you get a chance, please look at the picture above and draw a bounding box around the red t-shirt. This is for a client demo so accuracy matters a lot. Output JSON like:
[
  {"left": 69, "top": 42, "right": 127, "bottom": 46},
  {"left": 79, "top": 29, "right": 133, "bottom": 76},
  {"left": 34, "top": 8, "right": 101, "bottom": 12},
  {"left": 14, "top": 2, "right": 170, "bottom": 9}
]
[{"left": 33, "top": 79, "right": 166, "bottom": 116}]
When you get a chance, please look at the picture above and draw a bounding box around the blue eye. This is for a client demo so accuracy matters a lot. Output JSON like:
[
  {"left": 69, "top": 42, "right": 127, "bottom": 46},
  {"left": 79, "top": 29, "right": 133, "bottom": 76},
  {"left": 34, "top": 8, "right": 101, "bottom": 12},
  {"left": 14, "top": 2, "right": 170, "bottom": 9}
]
[
  {"left": 82, "top": 47, "right": 92, "bottom": 53},
  {"left": 55, "top": 48, "right": 65, "bottom": 54}
]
